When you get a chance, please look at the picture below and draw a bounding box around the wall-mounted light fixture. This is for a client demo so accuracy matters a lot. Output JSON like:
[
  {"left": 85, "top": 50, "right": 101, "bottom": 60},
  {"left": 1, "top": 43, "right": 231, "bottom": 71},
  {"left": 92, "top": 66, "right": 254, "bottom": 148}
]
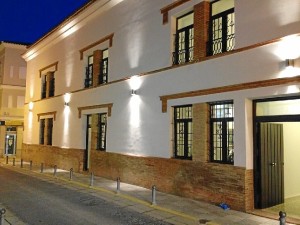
[
  {"left": 29, "top": 102, "right": 34, "bottom": 112},
  {"left": 286, "top": 59, "right": 295, "bottom": 68},
  {"left": 64, "top": 93, "right": 71, "bottom": 106},
  {"left": 131, "top": 89, "right": 137, "bottom": 95}
]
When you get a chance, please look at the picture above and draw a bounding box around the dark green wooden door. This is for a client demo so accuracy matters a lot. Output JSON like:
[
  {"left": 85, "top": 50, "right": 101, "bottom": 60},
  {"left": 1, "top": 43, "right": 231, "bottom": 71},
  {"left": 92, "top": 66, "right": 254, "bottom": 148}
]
[{"left": 259, "top": 123, "right": 284, "bottom": 208}]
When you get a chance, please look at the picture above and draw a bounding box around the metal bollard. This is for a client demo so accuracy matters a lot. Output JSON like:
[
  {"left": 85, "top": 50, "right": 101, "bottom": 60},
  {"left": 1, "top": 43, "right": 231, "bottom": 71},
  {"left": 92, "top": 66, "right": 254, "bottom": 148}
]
[
  {"left": 90, "top": 172, "right": 94, "bottom": 187},
  {"left": 5, "top": 156, "right": 8, "bottom": 165},
  {"left": 0, "top": 208, "right": 6, "bottom": 225},
  {"left": 116, "top": 177, "right": 120, "bottom": 194},
  {"left": 151, "top": 185, "right": 157, "bottom": 205},
  {"left": 12, "top": 158, "right": 15, "bottom": 166},
  {"left": 40, "top": 163, "right": 44, "bottom": 173},
  {"left": 69, "top": 168, "right": 73, "bottom": 180},
  {"left": 54, "top": 165, "right": 57, "bottom": 176},
  {"left": 30, "top": 161, "right": 33, "bottom": 170},
  {"left": 20, "top": 159, "right": 23, "bottom": 168},
  {"left": 279, "top": 211, "right": 286, "bottom": 225}
]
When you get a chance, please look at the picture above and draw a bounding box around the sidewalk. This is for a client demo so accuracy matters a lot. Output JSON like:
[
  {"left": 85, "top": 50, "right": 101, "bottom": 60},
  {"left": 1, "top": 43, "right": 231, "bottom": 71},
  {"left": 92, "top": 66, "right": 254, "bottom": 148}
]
[{"left": 0, "top": 158, "right": 297, "bottom": 225}]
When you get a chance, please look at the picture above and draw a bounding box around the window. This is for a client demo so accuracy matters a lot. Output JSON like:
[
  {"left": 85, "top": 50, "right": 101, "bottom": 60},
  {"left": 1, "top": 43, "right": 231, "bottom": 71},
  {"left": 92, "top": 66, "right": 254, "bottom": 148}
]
[
  {"left": 39, "top": 119, "right": 45, "bottom": 144},
  {"left": 208, "top": 0, "right": 235, "bottom": 55},
  {"left": 85, "top": 55, "right": 93, "bottom": 88},
  {"left": 41, "top": 72, "right": 55, "bottom": 99},
  {"left": 173, "top": 12, "right": 194, "bottom": 65},
  {"left": 174, "top": 105, "right": 193, "bottom": 159},
  {"left": 97, "top": 113, "right": 107, "bottom": 150},
  {"left": 39, "top": 118, "right": 53, "bottom": 145},
  {"left": 210, "top": 101, "right": 234, "bottom": 164},
  {"left": 99, "top": 49, "right": 108, "bottom": 84}
]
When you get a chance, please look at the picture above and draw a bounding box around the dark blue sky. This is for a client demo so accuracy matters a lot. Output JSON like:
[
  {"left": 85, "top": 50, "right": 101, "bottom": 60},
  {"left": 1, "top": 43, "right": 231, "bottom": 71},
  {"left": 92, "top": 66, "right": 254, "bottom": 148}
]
[{"left": 0, "top": 0, "right": 90, "bottom": 44}]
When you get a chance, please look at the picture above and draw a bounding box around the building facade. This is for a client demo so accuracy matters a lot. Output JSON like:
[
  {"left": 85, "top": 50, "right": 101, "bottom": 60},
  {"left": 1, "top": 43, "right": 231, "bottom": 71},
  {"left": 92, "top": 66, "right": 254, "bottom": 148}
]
[
  {"left": 0, "top": 42, "right": 27, "bottom": 158},
  {"left": 22, "top": 0, "right": 300, "bottom": 212}
]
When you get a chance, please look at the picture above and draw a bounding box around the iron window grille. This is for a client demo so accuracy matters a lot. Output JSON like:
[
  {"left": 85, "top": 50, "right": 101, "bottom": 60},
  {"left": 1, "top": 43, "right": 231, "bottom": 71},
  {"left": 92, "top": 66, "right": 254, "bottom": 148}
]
[
  {"left": 39, "top": 119, "right": 45, "bottom": 144},
  {"left": 99, "top": 57, "right": 108, "bottom": 85},
  {"left": 172, "top": 12, "right": 194, "bottom": 65},
  {"left": 174, "top": 105, "right": 193, "bottom": 160},
  {"left": 97, "top": 113, "right": 107, "bottom": 150},
  {"left": 84, "top": 56, "right": 93, "bottom": 88},
  {"left": 208, "top": 4, "right": 235, "bottom": 56},
  {"left": 210, "top": 101, "right": 234, "bottom": 164}
]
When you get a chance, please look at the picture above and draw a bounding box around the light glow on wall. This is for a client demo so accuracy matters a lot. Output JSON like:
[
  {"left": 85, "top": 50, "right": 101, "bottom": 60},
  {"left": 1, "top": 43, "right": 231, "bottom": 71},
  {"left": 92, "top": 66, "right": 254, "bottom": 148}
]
[
  {"left": 62, "top": 105, "right": 71, "bottom": 147},
  {"left": 28, "top": 101, "right": 34, "bottom": 111},
  {"left": 129, "top": 94, "right": 141, "bottom": 128},
  {"left": 274, "top": 35, "right": 300, "bottom": 60},
  {"left": 126, "top": 25, "right": 144, "bottom": 68},
  {"left": 64, "top": 93, "right": 71, "bottom": 105},
  {"left": 129, "top": 75, "right": 142, "bottom": 91}
]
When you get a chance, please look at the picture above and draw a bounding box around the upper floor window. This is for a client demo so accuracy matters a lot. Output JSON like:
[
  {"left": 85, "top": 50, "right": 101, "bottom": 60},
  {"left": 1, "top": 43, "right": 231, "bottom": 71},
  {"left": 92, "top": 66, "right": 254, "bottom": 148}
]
[
  {"left": 97, "top": 113, "right": 107, "bottom": 151},
  {"left": 85, "top": 55, "right": 93, "bottom": 88},
  {"left": 210, "top": 101, "right": 234, "bottom": 164},
  {"left": 173, "top": 12, "right": 194, "bottom": 65},
  {"left": 41, "top": 72, "right": 55, "bottom": 99},
  {"left": 99, "top": 49, "right": 109, "bottom": 85},
  {"left": 174, "top": 105, "right": 193, "bottom": 160},
  {"left": 208, "top": 0, "right": 235, "bottom": 56}
]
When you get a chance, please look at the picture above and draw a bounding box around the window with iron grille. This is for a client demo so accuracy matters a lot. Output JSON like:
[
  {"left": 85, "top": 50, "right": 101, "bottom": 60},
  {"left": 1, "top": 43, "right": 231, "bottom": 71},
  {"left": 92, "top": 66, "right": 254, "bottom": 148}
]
[
  {"left": 172, "top": 12, "right": 194, "bottom": 65},
  {"left": 210, "top": 101, "right": 234, "bottom": 164},
  {"left": 85, "top": 55, "right": 93, "bottom": 88},
  {"left": 39, "top": 119, "right": 45, "bottom": 144},
  {"left": 47, "top": 118, "right": 53, "bottom": 145},
  {"left": 174, "top": 105, "right": 193, "bottom": 160},
  {"left": 48, "top": 77, "right": 55, "bottom": 97},
  {"left": 41, "top": 77, "right": 46, "bottom": 99},
  {"left": 41, "top": 72, "right": 55, "bottom": 99},
  {"left": 39, "top": 118, "right": 53, "bottom": 145},
  {"left": 97, "top": 113, "right": 107, "bottom": 150},
  {"left": 208, "top": 0, "right": 235, "bottom": 56},
  {"left": 99, "top": 49, "right": 108, "bottom": 85}
]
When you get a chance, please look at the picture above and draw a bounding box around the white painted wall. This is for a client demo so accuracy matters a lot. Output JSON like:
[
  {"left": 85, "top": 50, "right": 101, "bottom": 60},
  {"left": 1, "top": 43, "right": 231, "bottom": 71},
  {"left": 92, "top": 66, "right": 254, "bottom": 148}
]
[
  {"left": 23, "top": 0, "right": 300, "bottom": 168},
  {"left": 235, "top": 0, "right": 300, "bottom": 49},
  {"left": 283, "top": 122, "right": 300, "bottom": 199}
]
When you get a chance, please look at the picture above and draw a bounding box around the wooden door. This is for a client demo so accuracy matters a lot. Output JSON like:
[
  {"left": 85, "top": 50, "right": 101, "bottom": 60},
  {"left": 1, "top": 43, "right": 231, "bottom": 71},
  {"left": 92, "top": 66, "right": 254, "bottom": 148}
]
[{"left": 259, "top": 123, "right": 284, "bottom": 208}]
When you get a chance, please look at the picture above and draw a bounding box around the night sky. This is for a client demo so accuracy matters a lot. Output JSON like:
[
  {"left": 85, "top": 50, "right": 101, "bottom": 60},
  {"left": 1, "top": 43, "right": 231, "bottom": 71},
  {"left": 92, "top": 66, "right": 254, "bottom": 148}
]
[{"left": 0, "top": 0, "right": 90, "bottom": 45}]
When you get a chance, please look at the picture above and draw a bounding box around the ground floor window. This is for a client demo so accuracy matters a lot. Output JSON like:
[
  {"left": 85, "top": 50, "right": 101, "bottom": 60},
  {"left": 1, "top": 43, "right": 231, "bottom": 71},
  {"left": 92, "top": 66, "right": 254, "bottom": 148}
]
[
  {"left": 210, "top": 101, "right": 234, "bottom": 164},
  {"left": 39, "top": 118, "right": 53, "bottom": 145},
  {"left": 174, "top": 105, "right": 193, "bottom": 159},
  {"left": 97, "top": 113, "right": 107, "bottom": 150}
]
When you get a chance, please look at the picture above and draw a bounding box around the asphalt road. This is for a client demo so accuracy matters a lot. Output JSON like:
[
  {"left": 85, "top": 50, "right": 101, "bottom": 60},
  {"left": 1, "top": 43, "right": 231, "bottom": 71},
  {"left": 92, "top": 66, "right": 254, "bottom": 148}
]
[{"left": 0, "top": 167, "right": 171, "bottom": 225}]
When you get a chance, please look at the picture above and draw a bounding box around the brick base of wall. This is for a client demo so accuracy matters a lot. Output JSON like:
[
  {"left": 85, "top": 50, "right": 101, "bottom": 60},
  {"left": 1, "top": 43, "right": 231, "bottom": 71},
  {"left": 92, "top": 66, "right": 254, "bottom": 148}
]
[
  {"left": 21, "top": 144, "right": 254, "bottom": 211},
  {"left": 22, "top": 144, "right": 84, "bottom": 172},
  {"left": 90, "top": 150, "right": 254, "bottom": 212}
]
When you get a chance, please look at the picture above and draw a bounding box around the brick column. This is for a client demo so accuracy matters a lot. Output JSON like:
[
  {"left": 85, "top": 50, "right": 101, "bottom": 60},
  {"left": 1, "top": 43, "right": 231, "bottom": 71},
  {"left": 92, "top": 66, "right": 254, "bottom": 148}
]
[
  {"left": 193, "top": 1, "right": 210, "bottom": 62},
  {"left": 192, "top": 103, "right": 209, "bottom": 162},
  {"left": 93, "top": 50, "right": 103, "bottom": 87}
]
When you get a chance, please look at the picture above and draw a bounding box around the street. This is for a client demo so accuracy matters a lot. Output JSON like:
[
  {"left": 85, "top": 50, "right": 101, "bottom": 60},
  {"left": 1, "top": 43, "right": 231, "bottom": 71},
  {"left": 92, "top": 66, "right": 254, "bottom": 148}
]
[{"left": 0, "top": 166, "right": 171, "bottom": 225}]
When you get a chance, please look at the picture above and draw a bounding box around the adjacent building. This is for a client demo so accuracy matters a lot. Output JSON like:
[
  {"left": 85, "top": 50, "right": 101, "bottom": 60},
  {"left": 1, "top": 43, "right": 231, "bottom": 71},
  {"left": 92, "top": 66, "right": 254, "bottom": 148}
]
[
  {"left": 0, "top": 42, "right": 27, "bottom": 158},
  {"left": 22, "top": 0, "right": 300, "bottom": 213}
]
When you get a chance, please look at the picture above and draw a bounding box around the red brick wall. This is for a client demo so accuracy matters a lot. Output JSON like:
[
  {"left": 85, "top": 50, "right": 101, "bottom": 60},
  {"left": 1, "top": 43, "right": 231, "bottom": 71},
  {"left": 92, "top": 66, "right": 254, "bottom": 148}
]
[
  {"left": 22, "top": 144, "right": 85, "bottom": 172},
  {"left": 194, "top": 1, "right": 210, "bottom": 61},
  {"left": 90, "top": 150, "right": 254, "bottom": 212}
]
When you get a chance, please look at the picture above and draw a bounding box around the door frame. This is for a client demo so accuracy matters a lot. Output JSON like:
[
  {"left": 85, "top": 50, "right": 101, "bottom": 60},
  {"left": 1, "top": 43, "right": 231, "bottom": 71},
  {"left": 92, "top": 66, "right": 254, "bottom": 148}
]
[{"left": 253, "top": 96, "right": 300, "bottom": 208}]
